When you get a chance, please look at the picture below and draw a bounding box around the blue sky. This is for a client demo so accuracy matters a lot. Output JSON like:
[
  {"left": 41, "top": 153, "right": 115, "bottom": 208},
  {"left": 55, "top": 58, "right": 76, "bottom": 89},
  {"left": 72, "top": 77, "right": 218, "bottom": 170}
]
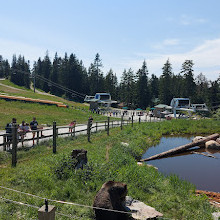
[{"left": 0, "top": 0, "right": 220, "bottom": 81}]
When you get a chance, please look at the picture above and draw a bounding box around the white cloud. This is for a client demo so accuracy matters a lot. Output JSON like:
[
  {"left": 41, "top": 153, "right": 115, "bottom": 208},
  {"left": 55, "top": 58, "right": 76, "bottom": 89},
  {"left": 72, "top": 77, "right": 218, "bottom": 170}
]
[
  {"left": 152, "top": 38, "right": 180, "bottom": 50},
  {"left": 118, "top": 38, "right": 220, "bottom": 81},
  {"left": 180, "top": 14, "right": 208, "bottom": 26}
]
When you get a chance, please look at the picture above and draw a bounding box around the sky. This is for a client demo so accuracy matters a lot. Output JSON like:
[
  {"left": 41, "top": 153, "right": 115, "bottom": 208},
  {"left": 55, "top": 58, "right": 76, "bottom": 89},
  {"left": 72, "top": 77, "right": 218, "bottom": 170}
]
[{"left": 0, "top": 0, "right": 220, "bottom": 81}]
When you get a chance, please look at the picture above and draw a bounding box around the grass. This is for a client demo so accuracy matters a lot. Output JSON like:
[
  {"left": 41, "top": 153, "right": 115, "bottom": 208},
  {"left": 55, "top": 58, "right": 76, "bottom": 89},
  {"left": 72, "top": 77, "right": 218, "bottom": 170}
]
[
  {"left": 0, "top": 119, "right": 219, "bottom": 219},
  {"left": 0, "top": 80, "right": 109, "bottom": 129}
]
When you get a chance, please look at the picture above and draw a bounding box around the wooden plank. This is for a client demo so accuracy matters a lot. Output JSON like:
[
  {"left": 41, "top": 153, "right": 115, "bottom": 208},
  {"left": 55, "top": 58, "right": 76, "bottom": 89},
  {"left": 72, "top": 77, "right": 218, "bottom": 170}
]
[{"left": 140, "top": 133, "right": 219, "bottom": 162}]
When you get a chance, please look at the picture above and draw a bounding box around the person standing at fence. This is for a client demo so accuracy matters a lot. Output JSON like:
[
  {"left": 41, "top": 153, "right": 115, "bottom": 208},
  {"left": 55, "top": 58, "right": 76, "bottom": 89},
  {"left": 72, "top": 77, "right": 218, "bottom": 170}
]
[
  {"left": 69, "top": 120, "right": 76, "bottom": 133},
  {"left": 5, "top": 118, "right": 17, "bottom": 150},
  {"left": 18, "top": 121, "right": 29, "bottom": 147},
  {"left": 30, "top": 117, "right": 42, "bottom": 146}
]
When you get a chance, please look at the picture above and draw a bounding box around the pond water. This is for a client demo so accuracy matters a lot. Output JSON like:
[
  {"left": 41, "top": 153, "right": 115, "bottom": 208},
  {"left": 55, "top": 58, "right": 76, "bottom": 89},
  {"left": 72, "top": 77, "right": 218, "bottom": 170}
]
[{"left": 142, "top": 136, "right": 220, "bottom": 192}]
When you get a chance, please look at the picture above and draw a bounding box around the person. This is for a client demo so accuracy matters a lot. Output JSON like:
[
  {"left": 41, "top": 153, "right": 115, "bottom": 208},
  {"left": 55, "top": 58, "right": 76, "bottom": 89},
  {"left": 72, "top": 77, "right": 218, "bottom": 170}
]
[
  {"left": 69, "top": 120, "right": 76, "bottom": 133},
  {"left": 18, "top": 121, "right": 30, "bottom": 147},
  {"left": 30, "top": 117, "right": 42, "bottom": 146},
  {"left": 5, "top": 118, "right": 17, "bottom": 150}
]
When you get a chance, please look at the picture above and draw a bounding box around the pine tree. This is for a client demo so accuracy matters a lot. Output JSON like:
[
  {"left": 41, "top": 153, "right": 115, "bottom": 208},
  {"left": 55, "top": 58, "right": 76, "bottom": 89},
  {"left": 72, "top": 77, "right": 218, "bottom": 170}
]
[
  {"left": 149, "top": 74, "right": 159, "bottom": 106},
  {"left": 159, "top": 59, "right": 173, "bottom": 105},
  {"left": 180, "top": 60, "right": 196, "bottom": 102},
  {"left": 104, "top": 69, "right": 118, "bottom": 99},
  {"left": 120, "top": 68, "right": 135, "bottom": 108},
  {"left": 136, "top": 60, "right": 149, "bottom": 109},
  {"left": 41, "top": 51, "right": 51, "bottom": 92}
]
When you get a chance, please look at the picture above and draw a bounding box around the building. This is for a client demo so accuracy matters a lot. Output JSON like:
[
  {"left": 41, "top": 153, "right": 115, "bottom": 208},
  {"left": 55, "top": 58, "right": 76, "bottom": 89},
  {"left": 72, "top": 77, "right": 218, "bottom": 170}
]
[{"left": 84, "top": 93, "right": 117, "bottom": 110}]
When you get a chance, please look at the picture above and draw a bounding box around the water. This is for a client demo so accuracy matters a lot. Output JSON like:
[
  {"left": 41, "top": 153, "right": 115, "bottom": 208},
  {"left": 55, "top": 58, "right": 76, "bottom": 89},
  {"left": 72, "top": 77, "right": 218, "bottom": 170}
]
[{"left": 142, "top": 136, "right": 220, "bottom": 192}]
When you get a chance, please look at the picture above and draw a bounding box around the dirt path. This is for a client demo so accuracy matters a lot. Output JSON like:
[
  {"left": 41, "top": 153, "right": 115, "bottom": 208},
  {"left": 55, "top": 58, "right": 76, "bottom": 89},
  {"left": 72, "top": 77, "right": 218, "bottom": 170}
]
[
  {"left": 30, "top": 82, "right": 55, "bottom": 97},
  {"left": 0, "top": 82, "right": 24, "bottom": 91}
]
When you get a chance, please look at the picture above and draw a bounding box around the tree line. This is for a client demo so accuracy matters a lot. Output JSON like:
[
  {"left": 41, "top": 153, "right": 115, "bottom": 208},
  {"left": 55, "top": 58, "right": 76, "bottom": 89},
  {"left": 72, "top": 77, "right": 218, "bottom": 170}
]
[{"left": 0, "top": 52, "right": 219, "bottom": 110}]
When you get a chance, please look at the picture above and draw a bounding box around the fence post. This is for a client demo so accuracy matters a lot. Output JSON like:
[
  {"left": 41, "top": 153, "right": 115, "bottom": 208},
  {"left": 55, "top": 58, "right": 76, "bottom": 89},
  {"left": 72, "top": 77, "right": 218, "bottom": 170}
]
[
  {"left": 132, "top": 115, "right": 134, "bottom": 127},
  {"left": 139, "top": 116, "right": 141, "bottom": 124},
  {"left": 37, "top": 131, "right": 39, "bottom": 145},
  {"left": 3, "top": 134, "right": 6, "bottom": 151},
  {"left": 53, "top": 121, "right": 56, "bottom": 154},
  {"left": 121, "top": 116, "right": 123, "bottom": 130},
  {"left": 38, "top": 200, "right": 56, "bottom": 220},
  {"left": 73, "top": 125, "right": 75, "bottom": 138},
  {"left": 107, "top": 117, "right": 110, "bottom": 136},
  {"left": 12, "top": 123, "right": 18, "bottom": 167},
  {"left": 87, "top": 119, "right": 91, "bottom": 142},
  {"left": 96, "top": 122, "right": 98, "bottom": 133}
]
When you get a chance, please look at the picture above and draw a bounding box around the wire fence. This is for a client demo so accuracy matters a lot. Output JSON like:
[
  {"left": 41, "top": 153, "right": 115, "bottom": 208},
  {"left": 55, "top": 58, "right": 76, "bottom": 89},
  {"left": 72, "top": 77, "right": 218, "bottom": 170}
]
[{"left": 0, "top": 185, "right": 174, "bottom": 220}]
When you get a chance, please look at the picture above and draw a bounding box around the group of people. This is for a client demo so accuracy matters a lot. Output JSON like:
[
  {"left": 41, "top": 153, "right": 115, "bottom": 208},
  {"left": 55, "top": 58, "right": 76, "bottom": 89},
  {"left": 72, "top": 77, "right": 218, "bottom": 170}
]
[{"left": 5, "top": 117, "right": 43, "bottom": 148}]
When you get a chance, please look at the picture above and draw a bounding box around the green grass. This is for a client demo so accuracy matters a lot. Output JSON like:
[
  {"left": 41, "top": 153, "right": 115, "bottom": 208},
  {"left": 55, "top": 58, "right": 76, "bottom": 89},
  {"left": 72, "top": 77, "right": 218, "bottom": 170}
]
[
  {"left": 0, "top": 79, "right": 87, "bottom": 105},
  {"left": 0, "top": 80, "right": 109, "bottom": 129},
  {"left": 0, "top": 119, "right": 219, "bottom": 219}
]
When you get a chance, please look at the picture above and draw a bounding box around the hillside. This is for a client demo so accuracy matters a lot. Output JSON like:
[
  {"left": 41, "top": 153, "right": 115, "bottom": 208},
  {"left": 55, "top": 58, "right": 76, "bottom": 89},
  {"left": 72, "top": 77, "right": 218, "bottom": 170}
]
[{"left": 0, "top": 80, "right": 107, "bottom": 129}]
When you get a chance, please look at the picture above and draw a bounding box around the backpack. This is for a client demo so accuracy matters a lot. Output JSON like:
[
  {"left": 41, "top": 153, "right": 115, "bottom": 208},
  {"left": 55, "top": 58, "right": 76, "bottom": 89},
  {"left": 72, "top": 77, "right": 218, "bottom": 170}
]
[{"left": 5, "top": 123, "right": 12, "bottom": 134}]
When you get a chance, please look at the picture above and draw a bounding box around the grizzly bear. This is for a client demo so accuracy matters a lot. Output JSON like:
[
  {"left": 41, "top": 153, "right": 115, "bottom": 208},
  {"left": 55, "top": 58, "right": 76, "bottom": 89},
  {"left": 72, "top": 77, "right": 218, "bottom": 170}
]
[{"left": 93, "top": 181, "right": 130, "bottom": 220}]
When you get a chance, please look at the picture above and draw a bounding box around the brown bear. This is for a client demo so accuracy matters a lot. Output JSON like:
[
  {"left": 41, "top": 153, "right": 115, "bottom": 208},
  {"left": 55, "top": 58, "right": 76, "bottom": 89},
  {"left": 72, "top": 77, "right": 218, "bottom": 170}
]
[{"left": 93, "top": 181, "right": 130, "bottom": 220}]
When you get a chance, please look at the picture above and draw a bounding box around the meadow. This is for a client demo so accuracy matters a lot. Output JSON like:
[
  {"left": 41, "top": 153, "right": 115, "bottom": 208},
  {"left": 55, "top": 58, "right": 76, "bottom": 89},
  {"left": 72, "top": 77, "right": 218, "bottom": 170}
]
[
  {"left": 0, "top": 119, "right": 219, "bottom": 219},
  {"left": 0, "top": 80, "right": 108, "bottom": 129}
]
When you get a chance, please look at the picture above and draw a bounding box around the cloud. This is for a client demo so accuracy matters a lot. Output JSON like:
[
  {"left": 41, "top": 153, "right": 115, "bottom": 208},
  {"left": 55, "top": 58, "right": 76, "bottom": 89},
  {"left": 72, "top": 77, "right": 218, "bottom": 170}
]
[
  {"left": 152, "top": 38, "right": 180, "bottom": 50},
  {"left": 118, "top": 38, "right": 220, "bottom": 81},
  {"left": 180, "top": 14, "right": 208, "bottom": 26}
]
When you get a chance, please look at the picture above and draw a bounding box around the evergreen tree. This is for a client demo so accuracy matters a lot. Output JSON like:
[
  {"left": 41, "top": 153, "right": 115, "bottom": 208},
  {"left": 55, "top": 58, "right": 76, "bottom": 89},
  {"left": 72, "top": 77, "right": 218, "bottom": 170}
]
[
  {"left": 195, "top": 73, "right": 209, "bottom": 104},
  {"left": 135, "top": 60, "right": 150, "bottom": 109},
  {"left": 41, "top": 51, "right": 51, "bottom": 92},
  {"left": 88, "top": 53, "right": 104, "bottom": 95},
  {"left": 120, "top": 68, "right": 135, "bottom": 108},
  {"left": 180, "top": 60, "right": 196, "bottom": 101},
  {"left": 10, "top": 54, "right": 30, "bottom": 88},
  {"left": 50, "top": 52, "right": 61, "bottom": 95},
  {"left": 159, "top": 59, "right": 173, "bottom": 105},
  {"left": 104, "top": 69, "right": 118, "bottom": 99},
  {"left": 149, "top": 74, "right": 159, "bottom": 106}
]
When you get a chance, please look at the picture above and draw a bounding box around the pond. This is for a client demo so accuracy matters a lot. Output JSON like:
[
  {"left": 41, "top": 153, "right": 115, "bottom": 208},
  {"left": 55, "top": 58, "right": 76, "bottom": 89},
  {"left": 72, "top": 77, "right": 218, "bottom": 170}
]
[{"left": 142, "top": 136, "right": 220, "bottom": 192}]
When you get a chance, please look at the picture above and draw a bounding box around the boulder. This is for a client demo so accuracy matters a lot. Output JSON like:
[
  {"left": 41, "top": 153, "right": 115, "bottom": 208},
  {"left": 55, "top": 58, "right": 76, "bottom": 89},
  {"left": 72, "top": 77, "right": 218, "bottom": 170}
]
[
  {"left": 121, "top": 142, "right": 129, "bottom": 147},
  {"left": 192, "top": 136, "right": 205, "bottom": 147},
  {"left": 125, "top": 196, "right": 163, "bottom": 220},
  {"left": 205, "top": 140, "right": 220, "bottom": 150},
  {"left": 216, "top": 138, "right": 220, "bottom": 144}
]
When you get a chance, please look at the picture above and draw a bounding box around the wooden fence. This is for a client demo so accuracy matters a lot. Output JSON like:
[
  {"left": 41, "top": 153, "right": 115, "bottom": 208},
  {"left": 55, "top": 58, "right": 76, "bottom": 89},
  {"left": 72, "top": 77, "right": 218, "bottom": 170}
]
[{"left": 0, "top": 115, "right": 163, "bottom": 167}]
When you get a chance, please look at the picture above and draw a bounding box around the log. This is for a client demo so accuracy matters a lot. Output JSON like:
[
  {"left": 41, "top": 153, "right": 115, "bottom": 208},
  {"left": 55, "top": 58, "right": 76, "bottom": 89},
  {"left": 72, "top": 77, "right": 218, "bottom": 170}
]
[
  {"left": 191, "top": 151, "right": 217, "bottom": 159},
  {"left": 140, "top": 133, "right": 219, "bottom": 162}
]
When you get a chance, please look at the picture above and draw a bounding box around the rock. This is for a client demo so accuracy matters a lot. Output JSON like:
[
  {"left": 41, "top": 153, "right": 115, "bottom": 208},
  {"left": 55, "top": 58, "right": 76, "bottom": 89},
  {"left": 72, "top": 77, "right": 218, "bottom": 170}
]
[
  {"left": 212, "top": 212, "right": 220, "bottom": 220},
  {"left": 121, "top": 142, "right": 129, "bottom": 147},
  {"left": 216, "top": 138, "right": 220, "bottom": 144},
  {"left": 205, "top": 140, "right": 220, "bottom": 150},
  {"left": 125, "top": 196, "right": 163, "bottom": 220},
  {"left": 192, "top": 136, "right": 205, "bottom": 147},
  {"left": 137, "top": 162, "right": 158, "bottom": 170}
]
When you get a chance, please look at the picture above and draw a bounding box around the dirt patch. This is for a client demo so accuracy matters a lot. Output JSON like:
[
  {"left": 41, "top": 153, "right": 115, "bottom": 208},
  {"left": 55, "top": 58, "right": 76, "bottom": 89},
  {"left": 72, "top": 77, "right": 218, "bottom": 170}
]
[{"left": 196, "top": 190, "right": 220, "bottom": 207}]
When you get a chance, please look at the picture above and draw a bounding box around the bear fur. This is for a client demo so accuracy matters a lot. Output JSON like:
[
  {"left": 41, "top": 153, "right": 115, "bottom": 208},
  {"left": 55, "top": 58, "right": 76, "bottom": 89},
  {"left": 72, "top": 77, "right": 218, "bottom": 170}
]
[{"left": 93, "top": 181, "right": 130, "bottom": 220}]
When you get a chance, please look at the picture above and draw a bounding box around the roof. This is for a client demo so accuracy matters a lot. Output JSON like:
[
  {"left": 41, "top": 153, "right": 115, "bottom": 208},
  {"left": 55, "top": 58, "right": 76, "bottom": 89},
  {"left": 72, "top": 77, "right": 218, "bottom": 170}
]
[{"left": 154, "top": 104, "right": 169, "bottom": 108}]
